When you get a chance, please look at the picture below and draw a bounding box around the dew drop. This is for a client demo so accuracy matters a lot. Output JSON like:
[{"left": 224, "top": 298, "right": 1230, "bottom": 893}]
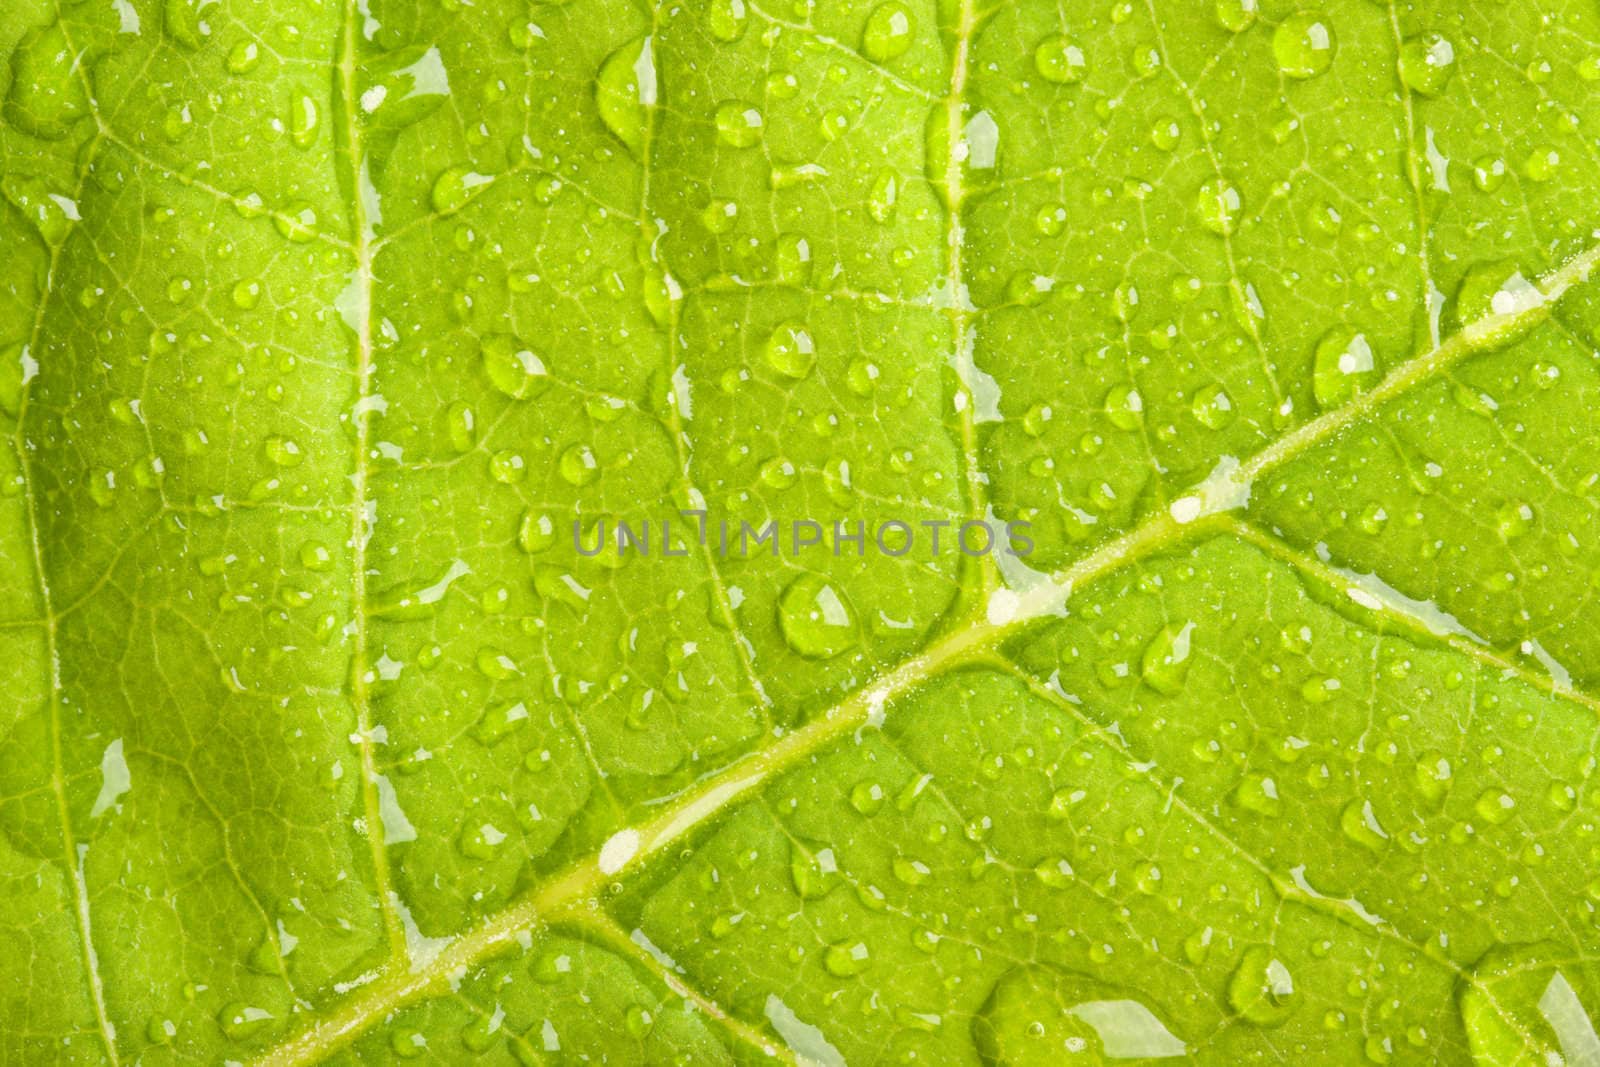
[
  {"left": 706, "top": 0, "right": 747, "bottom": 41},
  {"left": 431, "top": 166, "right": 494, "bottom": 214},
  {"left": 1311, "top": 327, "right": 1376, "bottom": 409},
  {"left": 1195, "top": 178, "right": 1241, "bottom": 235},
  {"left": 714, "top": 101, "right": 764, "bottom": 147},
  {"left": 764, "top": 321, "right": 816, "bottom": 379},
  {"left": 823, "top": 940, "right": 872, "bottom": 977},
  {"left": 1273, "top": 13, "right": 1336, "bottom": 80},
  {"left": 596, "top": 36, "right": 655, "bottom": 154},
  {"left": 1140, "top": 622, "right": 1195, "bottom": 695},
  {"left": 1227, "top": 947, "right": 1298, "bottom": 1026},
  {"left": 778, "top": 573, "right": 857, "bottom": 658},
  {"left": 360, "top": 45, "right": 452, "bottom": 133},
  {"left": 217, "top": 1002, "right": 275, "bottom": 1040},
  {"left": 974, "top": 965, "right": 1188, "bottom": 1062},
  {"left": 1459, "top": 942, "right": 1600, "bottom": 1067},
  {"left": 481, "top": 334, "right": 548, "bottom": 398},
  {"left": 558, "top": 443, "right": 600, "bottom": 486},
  {"left": 1101, "top": 384, "right": 1144, "bottom": 430},
  {"left": 4, "top": 21, "right": 95, "bottom": 139},
  {"left": 861, "top": 2, "right": 914, "bottom": 62},
  {"left": 1034, "top": 36, "right": 1087, "bottom": 84},
  {"left": 1214, "top": 0, "right": 1257, "bottom": 32},
  {"left": 1190, "top": 384, "right": 1234, "bottom": 429},
  {"left": 1397, "top": 33, "right": 1456, "bottom": 97}
]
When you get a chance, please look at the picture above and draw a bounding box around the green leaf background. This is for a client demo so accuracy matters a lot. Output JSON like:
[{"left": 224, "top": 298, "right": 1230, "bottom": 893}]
[{"left": 3, "top": 0, "right": 1600, "bottom": 1062}]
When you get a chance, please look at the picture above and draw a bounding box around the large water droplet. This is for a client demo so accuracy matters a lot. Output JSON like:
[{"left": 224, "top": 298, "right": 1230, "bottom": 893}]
[
  {"left": 217, "top": 1002, "right": 276, "bottom": 1040},
  {"left": 764, "top": 321, "right": 816, "bottom": 379},
  {"left": 1227, "top": 947, "right": 1298, "bottom": 1026},
  {"left": 165, "top": 0, "right": 217, "bottom": 49},
  {"left": 1214, "top": 0, "right": 1258, "bottom": 32},
  {"left": 1273, "top": 13, "right": 1336, "bottom": 80},
  {"left": 481, "top": 334, "right": 548, "bottom": 398},
  {"left": 714, "top": 100, "right": 764, "bottom": 147},
  {"left": 1460, "top": 942, "right": 1600, "bottom": 1067},
  {"left": 431, "top": 166, "right": 494, "bottom": 214},
  {"left": 1196, "top": 178, "right": 1241, "bottom": 235},
  {"left": 778, "top": 574, "right": 857, "bottom": 658},
  {"left": 973, "top": 966, "right": 1188, "bottom": 1063},
  {"left": 1140, "top": 622, "right": 1194, "bottom": 695},
  {"left": 1034, "top": 36, "right": 1087, "bottom": 84},
  {"left": 2, "top": 176, "right": 80, "bottom": 246},
  {"left": 861, "top": 2, "right": 914, "bottom": 62},
  {"left": 359, "top": 45, "right": 451, "bottom": 133},
  {"left": 1455, "top": 261, "right": 1546, "bottom": 351},
  {"left": 596, "top": 36, "right": 655, "bottom": 154},
  {"left": 1397, "top": 33, "right": 1456, "bottom": 97},
  {"left": 1311, "top": 327, "right": 1376, "bottom": 409},
  {"left": 4, "top": 20, "right": 96, "bottom": 139}
]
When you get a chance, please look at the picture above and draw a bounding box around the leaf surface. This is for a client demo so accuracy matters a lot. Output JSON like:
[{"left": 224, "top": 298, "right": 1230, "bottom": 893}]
[{"left": 2, "top": 0, "right": 1600, "bottom": 1063}]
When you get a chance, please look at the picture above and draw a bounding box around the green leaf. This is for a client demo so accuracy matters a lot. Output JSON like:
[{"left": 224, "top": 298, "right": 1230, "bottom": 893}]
[{"left": 3, "top": 0, "right": 1600, "bottom": 1063}]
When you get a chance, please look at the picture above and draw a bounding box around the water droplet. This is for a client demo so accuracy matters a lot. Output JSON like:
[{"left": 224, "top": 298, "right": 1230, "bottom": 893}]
[
  {"left": 1339, "top": 798, "right": 1389, "bottom": 851},
  {"left": 778, "top": 573, "right": 857, "bottom": 658},
  {"left": 2, "top": 176, "right": 81, "bottom": 246},
  {"left": 1228, "top": 947, "right": 1298, "bottom": 1026},
  {"left": 264, "top": 436, "right": 303, "bottom": 467},
  {"left": 1232, "top": 773, "right": 1280, "bottom": 817},
  {"left": 558, "top": 443, "right": 599, "bottom": 486},
  {"left": 862, "top": 3, "right": 914, "bottom": 62},
  {"left": 1397, "top": 33, "right": 1456, "bottom": 97},
  {"left": 390, "top": 1028, "right": 428, "bottom": 1059},
  {"left": 1312, "top": 327, "right": 1376, "bottom": 409},
  {"left": 1273, "top": 13, "right": 1336, "bottom": 80},
  {"left": 431, "top": 166, "right": 494, "bottom": 214},
  {"left": 476, "top": 647, "right": 520, "bottom": 680},
  {"left": 1190, "top": 384, "right": 1234, "bottom": 429},
  {"left": 355, "top": 51, "right": 446, "bottom": 142},
  {"left": 707, "top": 0, "right": 747, "bottom": 39},
  {"left": 217, "top": 1002, "right": 275, "bottom": 1040},
  {"left": 4, "top": 20, "right": 95, "bottom": 139},
  {"left": 1456, "top": 261, "right": 1546, "bottom": 350},
  {"left": 1196, "top": 178, "right": 1241, "bottom": 235},
  {"left": 1214, "top": 0, "right": 1257, "bottom": 32},
  {"left": 850, "top": 781, "right": 884, "bottom": 815},
  {"left": 164, "top": 0, "right": 216, "bottom": 49},
  {"left": 1495, "top": 501, "right": 1534, "bottom": 541},
  {"left": 1460, "top": 942, "right": 1600, "bottom": 1067},
  {"left": 1473, "top": 789, "right": 1516, "bottom": 825},
  {"left": 445, "top": 401, "right": 476, "bottom": 452},
  {"left": 714, "top": 101, "right": 764, "bottom": 147},
  {"left": 518, "top": 510, "right": 556, "bottom": 553},
  {"left": 1140, "top": 622, "right": 1194, "bottom": 695},
  {"left": 974, "top": 965, "right": 1188, "bottom": 1062},
  {"left": 868, "top": 170, "right": 899, "bottom": 223},
  {"left": 823, "top": 940, "right": 872, "bottom": 976},
  {"left": 273, "top": 202, "right": 319, "bottom": 243},
  {"left": 481, "top": 334, "right": 548, "bottom": 398},
  {"left": 232, "top": 279, "right": 262, "bottom": 309},
  {"left": 1034, "top": 36, "right": 1087, "bottom": 84},
  {"left": 228, "top": 41, "right": 261, "bottom": 74},
  {"left": 1034, "top": 204, "right": 1067, "bottom": 237},
  {"left": 764, "top": 321, "right": 816, "bottom": 379},
  {"left": 596, "top": 36, "right": 655, "bottom": 154},
  {"left": 1101, "top": 384, "right": 1143, "bottom": 430},
  {"left": 290, "top": 93, "right": 320, "bottom": 149}
]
